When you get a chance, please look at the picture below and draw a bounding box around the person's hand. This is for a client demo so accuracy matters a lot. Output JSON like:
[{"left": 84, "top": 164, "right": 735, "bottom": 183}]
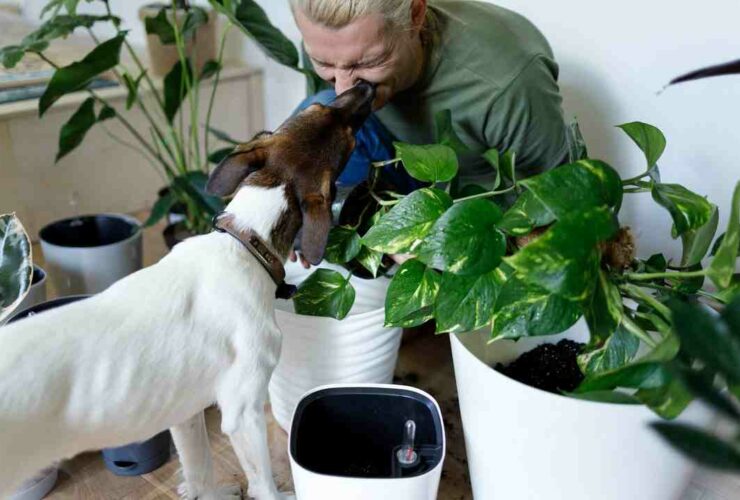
[{"left": 289, "top": 249, "right": 312, "bottom": 269}]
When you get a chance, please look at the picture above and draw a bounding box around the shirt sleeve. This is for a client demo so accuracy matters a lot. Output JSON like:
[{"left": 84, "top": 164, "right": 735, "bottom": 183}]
[{"left": 483, "top": 55, "right": 569, "bottom": 177}]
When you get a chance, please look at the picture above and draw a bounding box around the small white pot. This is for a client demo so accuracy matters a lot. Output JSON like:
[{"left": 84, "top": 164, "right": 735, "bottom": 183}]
[
  {"left": 15, "top": 265, "right": 47, "bottom": 315},
  {"left": 268, "top": 261, "right": 402, "bottom": 431},
  {"left": 289, "top": 384, "right": 445, "bottom": 500},
  {"left": 39, "top": 214, "right": 143, "bottom": 296},
  {"left": 450, "top": 319, "right": 715, "bottom": 500}
]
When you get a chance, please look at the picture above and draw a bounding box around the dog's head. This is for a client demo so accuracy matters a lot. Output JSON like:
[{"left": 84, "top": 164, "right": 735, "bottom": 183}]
[{"left": 206, "top": 82, "right": 375, "bottom": 264}]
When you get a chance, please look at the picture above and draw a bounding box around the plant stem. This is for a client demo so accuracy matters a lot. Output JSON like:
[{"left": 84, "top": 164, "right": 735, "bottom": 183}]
[
  {"left": 623, "top": 269, "right": 706, "bottom": 281},
  {"left": 372, "top": 157, "right": 401, "bottom": 168},
  {"left": 623, "top": 171, "right": 649, "bottom": 184},
  {"left": 453, "top": 185, "right": 516, "bottom": 203},
  {"left": 619, "top": 283, "right": 672, "bottom": 320},
  {"left": 369, "top": 190, "right": 400, "bottom": 207},
  {"left": 623, "top": 188, "right": 651, "bottom": 194},
  {"left": 203, "top": 23, "right": 231, "bottom": 172},
  {"left": 622, "top": 315, "right": 658, "bottom": 348}
]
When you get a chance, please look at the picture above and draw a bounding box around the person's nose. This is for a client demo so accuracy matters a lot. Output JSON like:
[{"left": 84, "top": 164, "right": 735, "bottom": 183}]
[{"left": 334, "top": 69, "right": 357, "bottom": 95}]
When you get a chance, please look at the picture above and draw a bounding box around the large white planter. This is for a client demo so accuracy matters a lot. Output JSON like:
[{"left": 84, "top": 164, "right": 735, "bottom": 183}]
[
  {"left": 15, "top": 265, "right": 47, "bottom": 315},
  {"left": 269, "top": 261, "right": 402, "bottom": 431},
  {"left": 450, "top": 320, "right": 715, "bottom": 500},
  {"left": 39, "top": 214, "right": 142, "bottom": 296}
]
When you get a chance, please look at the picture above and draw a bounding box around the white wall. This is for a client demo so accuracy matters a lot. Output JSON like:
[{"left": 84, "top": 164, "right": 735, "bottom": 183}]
[{"left": 18, "top": 1, "right": 740, "bottom": 258}]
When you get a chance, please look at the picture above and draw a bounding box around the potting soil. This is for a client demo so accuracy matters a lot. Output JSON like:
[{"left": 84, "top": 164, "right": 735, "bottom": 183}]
[{"left": 495, "top": 340, "right": 585, "bottom": 394}]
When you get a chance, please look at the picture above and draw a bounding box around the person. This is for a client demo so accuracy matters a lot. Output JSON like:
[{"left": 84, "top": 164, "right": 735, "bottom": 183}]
[{"left": 289, "top": 0, "right": 569, "bottom": 266}]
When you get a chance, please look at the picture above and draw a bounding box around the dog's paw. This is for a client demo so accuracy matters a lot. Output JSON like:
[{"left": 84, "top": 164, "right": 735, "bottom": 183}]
[{"left": 200, "top": 484, "right": 243, "bottom": 500}]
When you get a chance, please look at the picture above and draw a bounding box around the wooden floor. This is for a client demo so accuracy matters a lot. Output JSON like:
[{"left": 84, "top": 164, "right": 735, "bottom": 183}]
[{"left": 27, "top": 215, "right": 740, "bottom": 499}]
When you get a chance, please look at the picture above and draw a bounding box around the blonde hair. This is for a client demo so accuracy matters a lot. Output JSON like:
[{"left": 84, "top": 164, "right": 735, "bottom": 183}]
[{"left": 289, "top": 0, "right": 416, "bottom": 31}]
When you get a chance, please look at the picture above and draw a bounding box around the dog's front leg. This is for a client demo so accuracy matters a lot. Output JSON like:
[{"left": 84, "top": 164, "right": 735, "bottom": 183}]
[{"left": 171, "top": 412, "right": 241, "bottom": 500}]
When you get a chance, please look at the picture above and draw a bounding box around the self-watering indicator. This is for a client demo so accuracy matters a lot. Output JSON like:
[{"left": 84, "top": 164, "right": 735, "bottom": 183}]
[{"left": 396, "top": 419, "right": 419, "bottom": 467}]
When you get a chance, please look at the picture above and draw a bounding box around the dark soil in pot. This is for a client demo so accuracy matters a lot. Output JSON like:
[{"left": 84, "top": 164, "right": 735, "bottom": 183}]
[{"left": 495, "top": 339, "right": 585, "bottom": 394}]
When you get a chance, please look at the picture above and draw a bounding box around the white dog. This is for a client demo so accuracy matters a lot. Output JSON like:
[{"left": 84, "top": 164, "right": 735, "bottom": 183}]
[{"left": 0, "top": 82, "right": 376, "bottom": 500}]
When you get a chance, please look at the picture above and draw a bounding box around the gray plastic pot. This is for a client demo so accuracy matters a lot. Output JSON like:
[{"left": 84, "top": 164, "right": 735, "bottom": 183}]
[
  {"left": 39, "top": 214, "right": 142, "bottom": 296},
  {"left": 102, "top": 431, "right": 171, "bottom": 476}
]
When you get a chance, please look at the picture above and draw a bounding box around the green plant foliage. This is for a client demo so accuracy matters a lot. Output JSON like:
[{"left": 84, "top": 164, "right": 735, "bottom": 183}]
[
  {"left": 293, "top": 269, "right": 355, "bottom": 320},
  {"left": 39, "top": 33, "right": 126, "bottom": 116},
  {"left": 209, "top": 0, "right": 300, "bottom": 68},
  {"left": 618, "top": 121, "right": 667, "bottom": 169},
  {"left": 163, "top": 59, "right": 193, "bottom": 123},
  {"left": 324, "top": 226, "right": 361, "bottom": 264},
  {"left": 519, "top": 159, "right": 622, "bottom": 218},
  {"left": 56, "top": 97, "right": 96, "bottom": 161},
  {"left": 651, "top": 183, "right": 714, "bottom": 238},
  {"left": 582, "top": 270, "right": 624, "bottom": 344},
  {"left": 434, "top": 109, "right": 468, "bottom": 154},
  {"left": 651, "top": 423, "right": 740, "bottom": 471},
  {"left": 145, "top": 6, "right": 208, "bottom": 45},
  {"left": 635, "top": 378, "right": 693, "bottom": 420},
  {"left": 680, "top": 205, "right": 719, "bottom": 267},
  {"left": 578, "top": 324, "right": 640, "bottom": 376},
  {"left": 434, "top": 270, "right": 502, "bottom": 334},
  {"left": 0, "top": 214, "right": 33, "bottom": 323},
  {"left": 362, "top": 188, "right": 452, "bottom": 254},
  {"left": 707, "top": 181, "right": 740, "bottom": 289},
  {"left": 384, "top": 260, "right": 441, "bottom": 328},
  {"left": 200, "top": 60, "right": 221, "bottom": 80},
  {"left": 418, "top": 199, "right": 506, "bottom": 276},
  {"left": 505, "top": 207, "right": 618, "bottom": 301},
  {"left": 356, "top": 246, "right": 383, "bottom": 278},
  {"left": 481, "top": 149, "right": 502, "bottom": 190},
  {"left": 491, "top": 275, "right": 582, "bottom": 340},
  {"left": 144, "top": 191, "right": 176, "bottom": 228},
  {"left": 394, "top": 143, "right": 458, "bottom": 183},
  {"left": 566, "top": 119, "right": 589, "bottom": 162}
]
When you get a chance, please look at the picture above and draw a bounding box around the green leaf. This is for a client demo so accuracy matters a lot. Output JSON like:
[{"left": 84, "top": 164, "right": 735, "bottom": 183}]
[
  {"left": 434, "top": 109, "right": 468, "bottom": 154},
  {"left": 505, "top": 207, "right": 618, "bottom": 301},
  {"left": 145, "top": 8, "right": 176, "bottom": 44},
  {"left": 181, "top": 7, "right": 209, "bottom": 40},
  {"left": 456, "top": 184, "right": 488, "bottom": 199},
  {"left": 481, "top": 149, "right": 502, "bottom": 190},
  {"left": 576, "top": 362, "right": 670, "bottom": 392},
  {"left": 520, "top": 159, "right": 623, "bottom": 218},
  {"left": 651, "top": 423, "right": 740, "bottom": 471},
  {"left": 645, "top": 253, "right": 668, "bottom": 273},
  {"left": 163, "top": 59, "right": 193, "bottom": 123},
  {"left": 500, "top": 150, "right": 516, "bottom": 185},
  {"left": 434, "top": 270, "right": 502, "bottom": 333},
  {"left": 56, "top": 97, "right": 96, "bottom": 162},
  {"left": 385, "top": 260, "right": 441, "bottom": 328},
  {"left": 669, "top": 298, "right": 740, "bottom": 384},
  {"left": 0, "top": 213, "right": 33, "bottom": 323},
  {"left": 356, "top": 246, "right": 383, "bottom": 278},
  {"left": 293, "top": 269, "right": 355, "bottom": 320},
  {"left": 200, "top": 59, "right": 221, "bottom": 80},
  {"left": 394, "top": 143, "right": 458, "bottom": 183},
  {"left": 497, "top": 207, "right": 533, "bottom": 236},
  {"left": 618, "top": 121, "right": 667, "bottom": 168},
  {"left": 209, "top": 0, "right": 300, "bottom": 69},
  {"left": 418, "top": 199, "right": 506, "bottom": 276},
  {"left": 578, "top": 324, "right": 640, "bottom": 376},
  {"left": 207, "top": 126, "right": 241, "bottom": 145},
  {"left": 491, "top": 275, "right": 582, "bottom": 340},
  {"left": 172, "top": 171, "right": 224, "bottom": 218},
  {"left": 707, "top": 181, "right": 740, "bottom": 289},
  {"left": 680, "top": 205, "right": 719, "bottom": 267},
  {"left": 39, "top": 33, "right": 126, "bottom": 116},
  {"left": 122, "top": 71, "right": 145, "bottom": 110},
  {"left": 362, "top": 188, "right": 452, "bottom": 254},
  {"left": 715, "top": 276, "right": 740, "bottom": 304},
  {"left": 651, "top": 183, "right": 714, "bottom": 238},
  {"left": 144, "top": 191, "right": 176, "bottom": 227},
  {"left": 636, "top": 378, "right": 693, "bottom": 419},
  {"left": 565, "top": 390, "right": 640, "bottom": 405},
  {"left": 501, "top": 190, "right": 555, "bottom": 233},
  {"left": 673, "top": 365, "right": 740, "bottom": 420},
  {"left": 324, "top": 226, "right": 361, "bottom": 264},
  {"left": 208, "top": 147, "right": 233, "bottom": 164},
  {"left": 582, "top": 270, "right": 624, "bottom": 345},
  {"left": 98, "top": 104, "right": 115, "bottom": 122},
  {"left": 566, "top": 119, "right": 589, "bottom": 162}
]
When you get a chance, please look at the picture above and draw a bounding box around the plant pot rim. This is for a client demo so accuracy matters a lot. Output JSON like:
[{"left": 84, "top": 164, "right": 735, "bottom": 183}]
[
  {"left": 39, "top": 213, "right": 141, "bottom": 250},
  {"left": 451, "top": 330, "right": 657, "bottom": 410}
]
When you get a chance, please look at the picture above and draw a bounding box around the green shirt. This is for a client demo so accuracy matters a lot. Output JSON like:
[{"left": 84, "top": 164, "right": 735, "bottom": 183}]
[{"left": 377, "top": 0, "right": 568, "bottom": 186}]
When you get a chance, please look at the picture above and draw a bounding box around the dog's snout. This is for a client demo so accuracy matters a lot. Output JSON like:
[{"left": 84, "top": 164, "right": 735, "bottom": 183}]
[{"left": 330, "top": 81, "right": 376, "bottom": 132}]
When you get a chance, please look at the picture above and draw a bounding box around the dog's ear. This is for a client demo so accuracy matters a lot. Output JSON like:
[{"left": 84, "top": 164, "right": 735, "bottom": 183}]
[
  {"left": 206, "top": 133, "right": 272, "bottom": 196},
  {"left": 300, "top": 194, "right": 332, "bottom": 265}
]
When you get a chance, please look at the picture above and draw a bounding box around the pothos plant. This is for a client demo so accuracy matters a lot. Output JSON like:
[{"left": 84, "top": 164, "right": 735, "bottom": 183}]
[
  {"left": 0, "top": 0, "right": 317, "bottom": 235},
  {"left": 293, "top": 114, "right": 740, "bottom": 419},
  {"left": 0, "top": 214, "right": 33, "bottom": 324}
]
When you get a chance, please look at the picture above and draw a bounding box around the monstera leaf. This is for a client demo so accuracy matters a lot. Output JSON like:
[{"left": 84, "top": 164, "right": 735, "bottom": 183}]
[{"left": 0, "top": 214, "right": 33, "bottom": 323}]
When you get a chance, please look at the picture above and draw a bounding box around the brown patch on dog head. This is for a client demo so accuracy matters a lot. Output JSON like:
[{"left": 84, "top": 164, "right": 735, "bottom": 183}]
[{"left": 206, "top": 133, "right": 274, "bottom": 196}]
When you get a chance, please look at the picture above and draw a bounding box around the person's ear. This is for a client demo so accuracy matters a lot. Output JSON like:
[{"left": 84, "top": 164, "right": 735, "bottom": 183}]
[
  {"left": 206, "top": 132, "right": 273, "bottom": 196},
  {"left": 410, "top": 0, "right": 427, "bottom": 31}
]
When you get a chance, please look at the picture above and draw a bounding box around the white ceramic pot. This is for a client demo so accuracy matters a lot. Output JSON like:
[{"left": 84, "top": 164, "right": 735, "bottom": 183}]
[
  {"left": 289, "top": 384, "right": 445, "bottom": 500},
  {"left": 15, "top": 265, "right": 47, "bottom": 315},
  {"left": 450, "top": 319, "right": 715, "bottom": 500},
  {"left": 39, "top": 214, "right": 142, "bottom": 296},
  {"left": 268, "top": 261, "right": 402, "bottom": 431}
]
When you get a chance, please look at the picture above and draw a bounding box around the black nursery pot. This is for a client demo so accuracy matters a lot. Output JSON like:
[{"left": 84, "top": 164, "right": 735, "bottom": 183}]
[{"left": 289, "top": 385, "right": 445, "bottom": 499}]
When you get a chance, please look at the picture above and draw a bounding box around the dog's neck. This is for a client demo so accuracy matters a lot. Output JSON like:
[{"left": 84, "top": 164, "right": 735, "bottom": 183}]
[{"left": 222, "top": 184, "right": 296, "bottom": 261}]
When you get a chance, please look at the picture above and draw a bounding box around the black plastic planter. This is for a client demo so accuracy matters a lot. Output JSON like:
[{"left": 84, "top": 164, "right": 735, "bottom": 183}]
[{"left": 289, "top": 384, "right": 445, "bottom": 500}]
